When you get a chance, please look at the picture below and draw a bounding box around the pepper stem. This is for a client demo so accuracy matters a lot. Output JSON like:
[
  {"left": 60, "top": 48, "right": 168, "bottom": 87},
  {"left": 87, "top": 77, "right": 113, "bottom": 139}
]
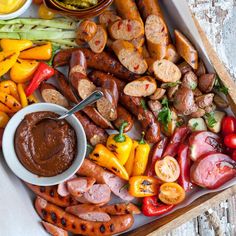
[
  {"left": 114, "top": 122, "right": 128, "bottom": 143},
  {"left": 139, "top": 132, "right": 146, "bottom": 144}
]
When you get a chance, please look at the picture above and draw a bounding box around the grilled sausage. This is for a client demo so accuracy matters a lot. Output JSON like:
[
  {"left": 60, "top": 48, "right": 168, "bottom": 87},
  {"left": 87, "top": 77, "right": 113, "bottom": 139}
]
[
  {"left": 175, "top": 30, "right": 198, "bottom": 70},
  {"left": 55, "top": 70, "right": 113, "bottom": 130},
  {"left": 53, "top": 48, "right": 137, "bottom": 81},
  {"left": 113, "top": 105, "right": 134, "bottom": 132},
  {"left": 89, "top": 71, "right": 161, "bottom": 143},
  {"left": 99, "top": 10, "right": 121, "bottom": 27},
  {"left": 149, "top": 88, "right": 166, "bottom": 100},
  {"left": 26, "top": 183, "right": 76, "bottom": 207},
  {"left": 77, "top": 159, "right": 134, "bottom": 201},
  {"left": 112, "top": 39, "right": 148, "bottom": 74},
  {"left": 69, "top": 50, "right": 96, "bottom": 99},
  {"left": 198, "top": 73, "right": 216, "bottom": 93},
  {"left": 178, "top": 61, "right": 193, "bottom": 75},
  {"left": 124, "top": 76, "right": 157, "bottom": 97},
  {"left": 101, "top": 203, "right": 141, "bottom": 215},
  {"left": 57, "top": 175, "right": 77, "bottom": 197},
  {"left": 131, "top": 35, "right": 145, "bottom": 51},
  {"left": 75, "top": 184, "right": 111, "bottom": 206},
  {"left": 165, "top": 44, "right": 180, "bottom": 63},
  {"left": 42, "top": 221, "right": 68, "bottom": 236},
  {"left": 109, "top": 19, "right": 144, "bottom": 41},
  {"left": 74, "top": 111, "right": 108, "bottom": 146},
  {"left": 35, "top": 197, "right": 134, "bottom": 236},
  {"left": 76, "top": 20, "right": 98, "bottom": 43},
  {"left": 40, "top": 83, "right": 69, "bottom": 108},
  {"left": 67, "top": 177, "right": 96, "bottom": 198},
  {"left": 88, "top": 25, "right": 107, "bottom": 54},
  {"left": 194, "top": 60, "right": 206, "bottom": 77},
  {"left": 66, "top": 204, "right": 111, "bottom": 222},
  {"left": 147, "top": 100, "right": 162, "bottom": 117}
]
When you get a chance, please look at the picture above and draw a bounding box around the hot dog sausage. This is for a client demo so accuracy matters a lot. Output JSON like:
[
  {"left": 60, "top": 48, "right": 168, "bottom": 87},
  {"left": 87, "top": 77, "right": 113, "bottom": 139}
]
[
  {"left": 26, "top": 183, "right": 76, "bottom": 207},
  {"left": 99, "top": 10, "right": 121, "bottom": 27},
  {"left": 53, "top": 48, "right": 137, "bottom": 81},
  {"left": 69, "top": 50, "right": 96, "bottom": 100},
  {"left": 35, "top": 197, "right": 134, "bottom": 236},
  {"left": 42, "top": 221, "right": 68, "bottom": 236},
  {"left": 76, "top": 20, "right": 98, "bottom": 43},
  {"left": 55, "top": 70, "right": 114, "bottom": 130},
  {"left": 101, "top": 203, "right": 141, "bottom": 215},
  {"left": 74, "top": 111, "right": 108, "bottom": 146},
  {"left": 89, "top": 71, "right": 161, "bottom": 143}
]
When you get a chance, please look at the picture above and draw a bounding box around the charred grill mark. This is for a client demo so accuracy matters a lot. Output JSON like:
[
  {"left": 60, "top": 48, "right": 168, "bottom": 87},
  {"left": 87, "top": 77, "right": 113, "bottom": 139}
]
[
  {"left": 50, "top": 212, "right": 57, "bottom": 223},
  {"left": 80, "top": 224, "right": 87, "bottom": 231},
  {"left": 110, "top": 224, "right": 115, "bottom": 232},
  {"left": 41, "top": 209, "right": 47, "bottom": 218},
  {"left": 100, "top": 224, "right": 106, "bottom": 233},
  {"left": 40, "top": 186, "right": 46, "bottom": 193},
  {"left": 61, "top": 218, "right": 67, "bottom": 227}
]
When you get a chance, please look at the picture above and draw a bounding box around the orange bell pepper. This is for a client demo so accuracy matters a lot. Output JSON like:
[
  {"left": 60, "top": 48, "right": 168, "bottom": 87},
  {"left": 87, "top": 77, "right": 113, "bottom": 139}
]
[
  {"left": 19, "top": 43, "right": 52, "bottom": 60},
  {"left": 0, "top": 39, "right": 33, "bottom": 52},
  {"left": 0, "top": 51, "right": 19, "bottom": 77},
  {"left": 0, "top": 111, "right": 10, "bottom": 128},
  {"left": 0, "top": 103, "right": 12, "bottom": 113},
  {"left": 0, "top": 92, "right": 21, "bottom": 112},
  {"left": 0, "top": 80, "right": 20, "bottom": 101},
  {"left": 10, "top": 59, "right": 39, "bottom": 83}
]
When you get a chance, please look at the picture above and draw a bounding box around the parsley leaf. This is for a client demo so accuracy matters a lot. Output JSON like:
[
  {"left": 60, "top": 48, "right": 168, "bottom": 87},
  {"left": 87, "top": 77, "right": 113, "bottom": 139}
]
[
  {"left": 158, "top": 98, "right": 172, "bottom": 128},
  {"left": 214, "top": 76, "right": 228, "bottom": 95},
  {"left": 204, "top": 112, "right": 217, "bottom": 128},
  {"left": 86, "top": 144, "right": 94, "bottom": 155},
  {"left": 176, "top": 120, "right": 184, "bottom": 127},
  {"left": 192, "top": 122, "right": 199, "bottom": 130},
  {"left": 140, "top": 98, "right": 147, "bottom": 110},
  {"left": 161, "top": 81, "right": 181, "bottom": 88}
]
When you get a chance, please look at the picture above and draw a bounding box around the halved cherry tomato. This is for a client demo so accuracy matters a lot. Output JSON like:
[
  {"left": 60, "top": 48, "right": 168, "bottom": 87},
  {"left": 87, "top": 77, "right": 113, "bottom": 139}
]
[
  {"left": 224, "top": 134, "right": 236, "bottom": 149},
  {"left": 38, "top": 4, "right": 55, "bottom": 20},
  {"left": 159, "top": 182, "right": 185, "bottom": 205},
  {"left": 221, "top": 116, "right": 236, "bottom": 136},
  {"left": 155, "top": 156, "right": 180, "bottom": 182},
  {"left": 231, "top": 150, "right": 236, "bottom": 161}
]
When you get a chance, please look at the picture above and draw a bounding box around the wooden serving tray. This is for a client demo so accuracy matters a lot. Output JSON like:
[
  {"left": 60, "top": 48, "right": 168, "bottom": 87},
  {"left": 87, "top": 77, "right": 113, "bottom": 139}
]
[{"left": 124, "top": 13, "right": 236, "bottom": 236}]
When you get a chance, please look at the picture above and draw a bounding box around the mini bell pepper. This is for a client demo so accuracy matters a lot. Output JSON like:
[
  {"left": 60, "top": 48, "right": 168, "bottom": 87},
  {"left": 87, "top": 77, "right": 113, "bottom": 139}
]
[
  {"left": 10, "top": 59, "right": 39, "bottom": 83},
  {"left": 19, "top": 43, "right": 52, "bottom": 60},
  {"left": 0, "top": 92, "right": 21, "bottom": 112},
  {"left": 17, "top": 84, "right": 28, "bottom": 108},
  {"left": 0, "top": 103, "right": 12, "bottom": 113},
  {"left": 0, "top": 51, "right": 19, "bottom": 77},
  {"left": 27, "top": 94, "right": 38, "bottom": 104},
  {"left": 142, "top": 196, "right": 174, "bottom": 217},
  {"left": 0, "top": 80, "right": 20, "bottom": 101},
  {"left": 125, "top": 140, "right": 139, "bottom": 176},
  {"left": 25, "top": 62, "right": 55, "bottom": 96},
  {"left": 0, "top": 39, "right": 33, "bottom": 52},
  {"left": 128, "top": 176, "right": 160, "bottom": 197},
  {"left": 132, "top": 132, "right": 151, "bottom": 176},
  {"left": 0, "top": 111, "right": 10, "bottom": 128},
  {"left": 106, "top": 122, "right": 133, "bottom": 165},
  {"left": 89, "top": 144, "right": 129, "bottom": 180}
]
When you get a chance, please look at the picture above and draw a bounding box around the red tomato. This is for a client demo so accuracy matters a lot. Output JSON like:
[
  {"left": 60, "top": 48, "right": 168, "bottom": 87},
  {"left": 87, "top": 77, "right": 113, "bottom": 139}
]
[
  {"left": 221, "top": 116, "right": 236, "bottom": 135},
  {"left": 33, "top": 0, "right": 43, "bottom": 4},
  {"left": 224, "top": 134, "right": 236, "bottom": 149},
  {"left": 231, "top": 150, "right": 236, "bottom": 161}
]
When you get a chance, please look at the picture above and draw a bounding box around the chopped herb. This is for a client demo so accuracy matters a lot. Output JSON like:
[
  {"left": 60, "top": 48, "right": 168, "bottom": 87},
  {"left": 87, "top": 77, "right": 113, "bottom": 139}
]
[
  {"left": 86, "top": 144, "right": 94, "bottom": 155},
  {"left": 161, "top": 81, "right": 181, "bottom": 88},
  {"left": 204, "top": 112, "right": 217, "bottom": 128},
  {"left": 135, "top": 201, "right": 143, "bottom": 208},
  {"left": 47, "top": 44, "right": 60, "bottom": 66},
  {"left": 158, "top": 98, "right": 172, "bottom": 129},
  {"left": 214, "top": 76, "right": 228, "bottom": 95},
  {"left": 176, "top": 120, "right": 184, "bottom": 127},
  {"left": 192, "top": 122, "right": 199, "bottom": 130},
  {"left": 140, "top": 98, "right": 147, "bottom": 110},
  {"left": 119, "top": 183, "right": 130, "bottom": 192}
]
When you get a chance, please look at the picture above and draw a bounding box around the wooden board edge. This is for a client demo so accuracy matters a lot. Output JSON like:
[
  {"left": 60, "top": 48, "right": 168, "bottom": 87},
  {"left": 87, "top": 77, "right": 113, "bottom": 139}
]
[{"left": 124, "top": 186, "right": 236, "bottom": 236}]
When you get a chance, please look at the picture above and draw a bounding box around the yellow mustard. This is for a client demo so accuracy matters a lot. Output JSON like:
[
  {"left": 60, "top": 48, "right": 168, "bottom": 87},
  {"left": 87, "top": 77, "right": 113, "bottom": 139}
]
[{"left": 0, "top": 0, "right": 26, "bottom": 14}]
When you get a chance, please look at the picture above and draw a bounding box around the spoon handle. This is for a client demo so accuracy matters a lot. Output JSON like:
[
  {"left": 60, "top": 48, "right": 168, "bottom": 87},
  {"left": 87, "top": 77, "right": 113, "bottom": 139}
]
[{"left": 58, "top": 90, "right": 103, "bottom": 120}]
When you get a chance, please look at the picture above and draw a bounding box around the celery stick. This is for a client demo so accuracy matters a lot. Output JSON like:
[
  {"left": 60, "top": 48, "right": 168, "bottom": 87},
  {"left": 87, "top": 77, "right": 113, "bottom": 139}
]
[
  {"left": 0, "top": 18, "right": 78, "bottom": 30},
  {"left": 0, "top": 24, "right": 63, "bottom": 32}
]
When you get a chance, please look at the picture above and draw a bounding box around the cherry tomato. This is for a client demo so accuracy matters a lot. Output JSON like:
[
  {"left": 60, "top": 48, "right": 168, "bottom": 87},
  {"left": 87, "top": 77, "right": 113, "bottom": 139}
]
[
  {"left": 221, "top": 116, "right": 236, "bottom": 135},
  {"left": 33, "top": 0, "right": 43, "bottom": 4},
  {"left": 231, "top": 150, "right": 236, "bottom": 161},
  {"left": 38, "top": 4, "right": 55, "bottom": 20},
  {"left": 224, "top": 133, "right": 236, "bottom": 149},
  {"left": 155, "top": 156, "right": 180, "bottom": 182},
  {"left": 0, "top": 112, "right": 9, "bottom": 128},
  {"left": 159, "top": 182, "right": 185, "bottom": 205}
]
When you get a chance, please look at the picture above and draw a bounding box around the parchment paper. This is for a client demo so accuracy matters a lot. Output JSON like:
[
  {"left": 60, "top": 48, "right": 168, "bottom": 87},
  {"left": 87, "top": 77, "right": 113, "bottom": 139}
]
[{"left": 0, "top": 1, "right": 235, "bottom": 235}]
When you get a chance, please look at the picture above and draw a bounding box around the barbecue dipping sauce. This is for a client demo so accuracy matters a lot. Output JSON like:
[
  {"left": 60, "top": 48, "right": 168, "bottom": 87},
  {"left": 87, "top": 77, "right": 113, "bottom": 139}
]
[{"left": 14, "top": 111, "right": 77, "bottom": 177}]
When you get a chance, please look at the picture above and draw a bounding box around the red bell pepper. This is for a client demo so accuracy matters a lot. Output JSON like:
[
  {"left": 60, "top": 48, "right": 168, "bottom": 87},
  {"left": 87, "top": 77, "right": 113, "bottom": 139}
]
[
  {"left": 162, "top": 126, "right": 191, "bottom": 157},
  {"left": 142, "top": 196, "right": 174, "bottom": 217},
  {"left": 25, "top": 62, "right": 55, "bottom": 96},
  {"left": 177, "top": 144, "right": 193, "bottom": 191},
  {"left": 146, "top": 137, "right": 169, "bottom": 176}
]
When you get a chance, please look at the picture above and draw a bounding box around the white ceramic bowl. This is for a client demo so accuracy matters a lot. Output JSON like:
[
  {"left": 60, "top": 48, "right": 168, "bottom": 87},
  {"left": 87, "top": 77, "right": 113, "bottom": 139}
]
[
  {"left": 0, "top": 0, "right": 32, "bottom": 20},
  {"left": 2, "top": 103, "right": 87, "bottom": 186}
]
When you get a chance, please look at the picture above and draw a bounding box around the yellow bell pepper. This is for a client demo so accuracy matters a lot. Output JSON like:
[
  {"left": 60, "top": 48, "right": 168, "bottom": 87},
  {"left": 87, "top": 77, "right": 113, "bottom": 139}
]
[
  {"left": 0, "top": 80, "right": 20, "bottom": 101},
  {"left": 0, "top": 39, "right": 33, "bottom": 52},
  {"left": 89, "top": 144, "right": 129, "bottom": 180},
  {"left": 10, "top": 59, "right": 39, "bottom": 83},
  {"left": 19, "top": 43, "right": 52, "bottom": 60},
  {"left": 125, "top": 140, "right": 138, "bottom": 176},
  {"left": 0, "top": 51, "right": 19, "bottom": 77},
  {"left": 128, "top": 176, "right": 160, "bottom": 197},
  {"left": 27, "top": 94, "right": 38, "bottom": 104},
  {"left": 0, "top": 111, "right": 10, "bottom": 128},
  {"left": 132, "top": 132, "right": 151, "bottom": 176},
  {"left": 106, "top": 122, "right": 133, "bottom": 165},
  {"left": 17, "top": 84, "right": 28, "bottom": 108},
  {"left": 0, "top": 92, "right": 21, "bottom": 112}
]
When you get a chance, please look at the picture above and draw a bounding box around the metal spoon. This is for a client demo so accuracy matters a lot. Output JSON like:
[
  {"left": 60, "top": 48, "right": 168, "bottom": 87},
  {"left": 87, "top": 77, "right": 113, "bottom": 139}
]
[{"left": 46, "top": 90, "right": 103, "bottom": 121}]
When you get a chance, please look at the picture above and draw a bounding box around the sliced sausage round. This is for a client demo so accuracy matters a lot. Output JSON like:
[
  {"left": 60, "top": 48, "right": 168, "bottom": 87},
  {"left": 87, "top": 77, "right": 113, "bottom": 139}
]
[
  {"left": 99, "top": 10, "right": 121, "bottom": 27},
  {"left": 149, "top": 88, "right": 166, "bottom": 100},
  {"left": 148, "top": 100, "right": 162, "bottom": 118},
  {"left": 76, "top": 20, "right": 98, "bottom": 43}
]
